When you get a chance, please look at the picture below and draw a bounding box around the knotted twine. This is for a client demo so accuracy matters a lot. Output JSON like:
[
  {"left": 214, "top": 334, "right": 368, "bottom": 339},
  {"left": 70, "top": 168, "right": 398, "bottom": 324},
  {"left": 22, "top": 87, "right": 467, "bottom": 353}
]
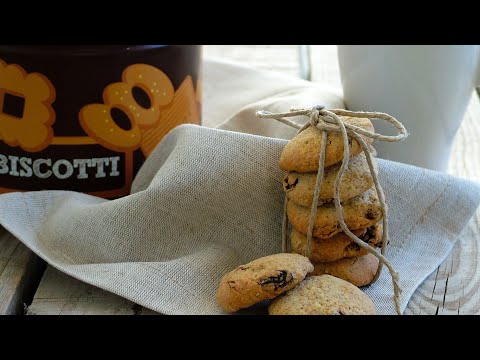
[{"left": 256, "top": 106, "right": 408, "bottom": 315}]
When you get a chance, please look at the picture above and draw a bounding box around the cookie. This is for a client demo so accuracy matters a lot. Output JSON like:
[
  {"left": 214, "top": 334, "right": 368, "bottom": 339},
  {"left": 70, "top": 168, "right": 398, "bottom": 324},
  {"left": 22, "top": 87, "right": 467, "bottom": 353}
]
[
  {"left": 291, "top": 223, "right": 383, "bottom": 262},
  {"left": 279, "top": 116, "right": 375, "bottom": 172},
  {"left": 216, "top": 253, "right": 314, "bottom": 312},
  {"left": 310, "top": 253, "right": 379, "bottom": 287},
  {"left": 287, "top": 188, "right": 383, "bottom": 239},
  {"left": 283, "top": 153, "right": 377, "bottom": 207},
  {"left": 268, "top": 274, "right": 376, "bottom": 315}
]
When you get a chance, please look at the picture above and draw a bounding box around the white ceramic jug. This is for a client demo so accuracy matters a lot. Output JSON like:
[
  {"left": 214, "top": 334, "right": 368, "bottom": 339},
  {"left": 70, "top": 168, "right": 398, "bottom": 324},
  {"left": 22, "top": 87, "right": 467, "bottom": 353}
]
[{"left": 338, "top": 45, "right": 480, "bottom": 172}]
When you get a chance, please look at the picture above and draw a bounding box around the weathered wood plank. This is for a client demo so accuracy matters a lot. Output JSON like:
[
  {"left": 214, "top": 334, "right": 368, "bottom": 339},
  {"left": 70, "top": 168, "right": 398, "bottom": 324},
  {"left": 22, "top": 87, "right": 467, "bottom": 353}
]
[
  {"left": 0, "top": 228, "right": 45, "bottom": 315},
  {"left": 27, "top": 266, "right": 159, "bottom": 315}
]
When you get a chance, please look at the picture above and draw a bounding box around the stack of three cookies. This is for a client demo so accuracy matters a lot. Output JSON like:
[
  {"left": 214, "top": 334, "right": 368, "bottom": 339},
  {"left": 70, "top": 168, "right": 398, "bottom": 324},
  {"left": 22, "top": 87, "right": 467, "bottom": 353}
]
[{"left": 280, "top": 116, "right": 383, "bottom": 287}]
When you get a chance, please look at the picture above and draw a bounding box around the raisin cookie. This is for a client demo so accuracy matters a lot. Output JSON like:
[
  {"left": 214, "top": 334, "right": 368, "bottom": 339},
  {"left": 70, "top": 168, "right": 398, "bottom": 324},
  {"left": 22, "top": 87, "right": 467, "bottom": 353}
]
[
  {"left": 279, "top": 116, "right": 375, "bottom": 172},
  {"left": 268, "top": 275, "right": 376, "bottom": 315},
  {"left": 287, "top": 188, "right": 383, "bottom": 239},
  {"left": 284, "top": 153, "right": 377, "bottom": 207},
  {"left": 291, "top": 223, "right": 383, "bottom": 262},
  {"left": 216, "top": 253, "right": 314, "bottom": 312},
  {"left": 310, "top": 253, "right": 379, "bottom": 287}
]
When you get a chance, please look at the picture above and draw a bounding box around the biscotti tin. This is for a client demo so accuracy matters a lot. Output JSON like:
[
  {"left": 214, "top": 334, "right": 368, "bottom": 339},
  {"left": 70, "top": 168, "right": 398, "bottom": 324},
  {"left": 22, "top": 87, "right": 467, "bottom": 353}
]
[{"left": 0, "top": 45, "right": 202, "bottom": 198}]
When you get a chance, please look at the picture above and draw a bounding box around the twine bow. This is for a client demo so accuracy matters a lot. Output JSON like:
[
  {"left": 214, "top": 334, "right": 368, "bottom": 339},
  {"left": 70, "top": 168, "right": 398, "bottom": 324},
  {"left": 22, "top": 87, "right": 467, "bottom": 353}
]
[{"left": 256, "top": 106, "right": 408, "bottom": 315}]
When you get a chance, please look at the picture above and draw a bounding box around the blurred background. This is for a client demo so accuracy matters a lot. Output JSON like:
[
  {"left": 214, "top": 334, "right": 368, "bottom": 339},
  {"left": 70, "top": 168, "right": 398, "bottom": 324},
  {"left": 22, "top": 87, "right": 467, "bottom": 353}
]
[
  {"left": 205, "top": 45, "right": 480, "bottom": 174},
  {"left": 205, "top": 45, "right": 339, "bottom": 85}
]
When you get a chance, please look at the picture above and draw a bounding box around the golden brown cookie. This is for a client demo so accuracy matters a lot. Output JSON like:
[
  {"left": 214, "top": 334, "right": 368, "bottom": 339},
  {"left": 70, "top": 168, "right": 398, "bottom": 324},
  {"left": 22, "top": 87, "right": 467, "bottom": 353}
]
[
  {"left": 279, "top": 117, "right": 375, "bottom": 172},
  {"left": 310, "top": 253, "right": 380, "bottom": 287},
  {"left": 283, "top": 153, "right": 377, "bottom": 207},
  {"left": 291, "top": 223, "right": 383, "bottom": 262},
  {"left": 287, "top": 188, "right": 383, "bottom": 239},
  {"left": 216, "top": 253, "right": 314, "bottom": 312},
  {"left": 268, "top": 275, "right": 376, "bottom": 315}
]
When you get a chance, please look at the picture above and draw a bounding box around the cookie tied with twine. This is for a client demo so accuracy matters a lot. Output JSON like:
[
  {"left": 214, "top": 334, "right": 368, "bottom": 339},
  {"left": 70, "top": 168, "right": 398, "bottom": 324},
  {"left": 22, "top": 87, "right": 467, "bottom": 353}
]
[{"left": 256, "top": 106, "right": 408, "bottom": 315}]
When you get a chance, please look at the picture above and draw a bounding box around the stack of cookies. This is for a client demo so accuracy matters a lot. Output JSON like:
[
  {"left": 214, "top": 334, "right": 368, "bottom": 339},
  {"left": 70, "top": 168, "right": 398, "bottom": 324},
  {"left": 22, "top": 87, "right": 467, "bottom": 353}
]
[{"left": 280, "top": 116, "right": 383, "bottom": 287}]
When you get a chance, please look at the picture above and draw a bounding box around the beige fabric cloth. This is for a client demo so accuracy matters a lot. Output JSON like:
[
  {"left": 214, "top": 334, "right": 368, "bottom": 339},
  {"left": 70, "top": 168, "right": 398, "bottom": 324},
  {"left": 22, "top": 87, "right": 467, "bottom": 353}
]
[{"left": 0, "top": 59, "right": 479, "bottom": 315}]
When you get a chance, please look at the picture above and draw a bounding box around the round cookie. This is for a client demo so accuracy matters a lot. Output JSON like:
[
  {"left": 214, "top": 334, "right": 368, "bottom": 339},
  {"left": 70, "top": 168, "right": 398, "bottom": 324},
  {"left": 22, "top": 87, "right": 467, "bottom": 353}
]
[
  {"left": 287, "top": 188, "right": 383, "bottom": 239},
  {"left": 279, "top": 116, "right": 375, "bottom": 172},
  {"left": 284, "top": 153, "right": 377, "bottom": 207},
  {"left": 268, "top": 275, "right": 376, "bottom": 315},
  {"left": 216, "top": 253, "right": 314, "bottom": 312},
  {"left": 291, "top": 223, "right": 383, "bottom": 262},
  {"left": 310, "top": 253, "right": 380, "bottom": 287}
]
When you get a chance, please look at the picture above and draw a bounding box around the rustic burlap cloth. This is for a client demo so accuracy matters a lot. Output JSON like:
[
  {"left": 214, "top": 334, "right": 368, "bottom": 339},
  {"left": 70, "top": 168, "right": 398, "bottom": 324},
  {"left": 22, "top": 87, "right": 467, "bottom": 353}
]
[{"left": 0, "top": 59, "right": 479, "bottom": 315}]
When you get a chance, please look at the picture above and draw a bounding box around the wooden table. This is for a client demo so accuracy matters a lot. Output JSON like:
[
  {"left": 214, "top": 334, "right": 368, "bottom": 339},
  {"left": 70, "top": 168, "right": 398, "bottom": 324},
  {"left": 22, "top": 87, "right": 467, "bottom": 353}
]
[{"left": 1, "top": 45, "right": 479, "bottom": 315}]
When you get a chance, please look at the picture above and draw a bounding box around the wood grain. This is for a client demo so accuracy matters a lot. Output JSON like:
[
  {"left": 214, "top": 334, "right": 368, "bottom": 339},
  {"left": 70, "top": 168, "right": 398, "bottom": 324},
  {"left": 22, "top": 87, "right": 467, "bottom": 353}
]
[
  {"left": 27, "top": 266, "right": 158, "bottom": 315},
  {"left": 0, "top": 228, "right": 45, "bottom": 315}
]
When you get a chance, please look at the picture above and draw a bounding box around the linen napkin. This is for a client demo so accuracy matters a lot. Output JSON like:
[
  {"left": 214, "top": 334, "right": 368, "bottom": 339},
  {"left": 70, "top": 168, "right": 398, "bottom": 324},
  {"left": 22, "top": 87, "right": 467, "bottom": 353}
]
[{"left": 0, "top": 59, "right": 478, "bottom": 315}]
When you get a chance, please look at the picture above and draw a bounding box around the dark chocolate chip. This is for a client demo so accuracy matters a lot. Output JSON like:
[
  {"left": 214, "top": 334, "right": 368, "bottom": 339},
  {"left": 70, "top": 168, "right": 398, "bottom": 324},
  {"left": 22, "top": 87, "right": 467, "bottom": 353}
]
[
  {"left": 346, "top": 242, "right": 361, "bottom": 252},
  {"left": 365, "top": 210, "right": 378, "bottom": 220},
  {"left": 284, "top": 177, "right": 299, "bottom": 190},
  {"left": 361, "top": 226, "right": 376, "bottom": 242},
  {"left": 260, "top": 270, "right": 294, "bottom": 290}
]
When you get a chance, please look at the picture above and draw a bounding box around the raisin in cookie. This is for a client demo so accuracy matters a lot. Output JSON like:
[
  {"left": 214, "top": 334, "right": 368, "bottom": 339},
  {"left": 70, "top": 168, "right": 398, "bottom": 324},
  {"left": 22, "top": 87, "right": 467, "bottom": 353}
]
[
  {"left": 287, "top": 188, "right": 383, "bottom": 239},
  {"left": 310, "top": 253, "right": 379, "bottom": 287},
  {"left": 279, "top": 116, "right": 375, "bottom": 172},
  {"left": 268, "top": 275, "right": 376, "bottom": 315},
  {"left": 291, "top": 223, "right": 383, "bottom": 263},
  {"left": 216, "top": 253, "right": 314, "bottom": 312},
  {"left": 284, "top": 153, "right": 377, "bottom": 207}
]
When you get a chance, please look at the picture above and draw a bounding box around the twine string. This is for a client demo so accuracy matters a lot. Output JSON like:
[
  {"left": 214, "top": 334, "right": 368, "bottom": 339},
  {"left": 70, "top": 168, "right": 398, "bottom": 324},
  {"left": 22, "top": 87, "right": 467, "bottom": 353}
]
[{"left": 257, "top": 106, "right": 408, "bottom": 315}]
